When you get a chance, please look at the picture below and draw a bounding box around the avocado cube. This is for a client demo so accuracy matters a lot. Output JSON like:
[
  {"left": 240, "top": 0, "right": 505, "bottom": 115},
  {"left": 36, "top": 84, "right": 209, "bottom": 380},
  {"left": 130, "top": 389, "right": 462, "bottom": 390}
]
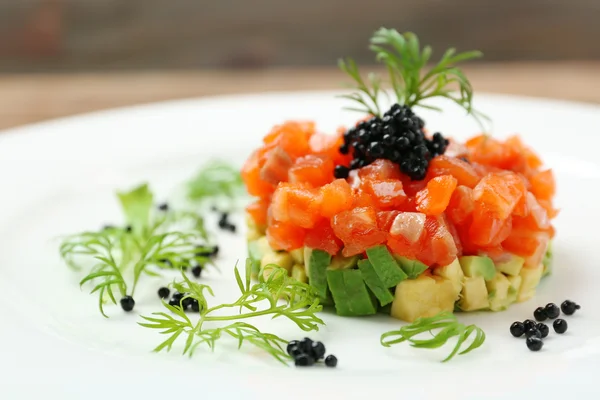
[
  {"left": 542, "top": 241, "right": 553, "bottom": 277},
  {"left": 395, "top": 256, "right": 428, "bottom": 279},
  {"left": 486, "top": 273, "right": 512, "bottom": 311},
  {"left": 329, "top": 253, "right": 359, "bottom": 270},
  {"left": 391, "top": 275, "right": 456, "bottom": 322},
  {"left": 518, "top": 263, "right": 544, "bottom": 302},
  {"left": 358, "top": 259, "right": 394, "bottom": 306},
  {"left": 366, "top": 245, "right": 408, "bottom": 288},
  {"left": 458, "top": 276, "right": 490, "bottom": 311},
  {"left": 291, "top": 264, "right": 308, "bottom": 283},
  {"left": 290, "top": 248, "right": 305, "bottom": 265},
  {"left": 506, "top": 274, "right": 522, "bottom": 304},
  {"left": 459, "top": 256, "right": 496, "bottom": 281},
  {"left": 304, "top": 248, "right": 332, "bottom": 300},
  {"left": 327, "top": 269, "right": 377, "bottom": 316},
  {"left": 496, "top": 255, "right": 525, "bottom": 277},
  {"left": 260, "top": 252, "right": 293, "bottom": 275},
  {"left": 433, "top": 258, "right": 464, "bottom": 298}
]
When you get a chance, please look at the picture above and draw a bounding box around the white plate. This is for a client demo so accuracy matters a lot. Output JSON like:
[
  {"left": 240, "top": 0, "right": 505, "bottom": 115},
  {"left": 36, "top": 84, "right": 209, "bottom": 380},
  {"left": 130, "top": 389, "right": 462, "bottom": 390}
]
[{"left": 1, "top": 92, "right": 600, "bottom": 398}]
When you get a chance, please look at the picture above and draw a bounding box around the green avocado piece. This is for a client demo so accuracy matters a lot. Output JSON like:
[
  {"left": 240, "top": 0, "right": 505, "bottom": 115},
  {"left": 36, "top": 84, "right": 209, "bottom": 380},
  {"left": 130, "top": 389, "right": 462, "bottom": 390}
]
[
  {"left": 496, "top": 255, "right": 525, "bottom": 277},
  {"left": 394, "top": 256, "right": 428, "bottom": 279},
  {"left": 248, "top": 237, "right": 272, "bottom": 276},
  {"left": 542, "top": 241, "right": 553, "bottom": 277},
  {"left": 326, "top": 269, "right": 377, "bottom": 316},
  {"left": 486, "top": 273, "right": 512, "bottom": 311},
  {"left": 358, "top": 259, "right": 395, "bottom": 306},
  {"left": 433, "top": 258, "right": 464, "bottom": 299},
  {"left": 291, "top": 264, "right": 307, "bottom": 283},
  {"left": 366, "top": 245, "right": 408, "bottom": 288},
  {"left": 290, "top": 248, "right": 305, "bottom": 265},
  {"left": 506, "top": 275, "right": 522, "bottom": 304},
  {"left": 459, "top": 256, "right": 496, "bottom": 281},
  {"left": 304, "top": 248, "right": 331, "bottom": 300},
  {"left": 329, "top": 253, "right": 359, "bottom": 270},
  {"left": 457, "top": 276, "right": 490, "bottom": 311}
]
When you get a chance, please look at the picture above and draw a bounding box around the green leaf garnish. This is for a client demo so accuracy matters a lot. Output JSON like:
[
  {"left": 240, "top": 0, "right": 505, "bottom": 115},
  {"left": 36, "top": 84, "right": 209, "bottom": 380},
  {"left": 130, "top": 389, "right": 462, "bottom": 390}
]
[
  {"left": 380, "top": 311, "right": 486, "bottom": 362},
  {"left": 339, "top": 27, "right": 488, "bottom": 127},
  {"left": 139, "top": 261, "right": 324, "bottom": 364},
  {"left": 187, "top": 160, "right": 245, "bottom": 210},
  {"left": 117, "top": 183, "right": 154, "bottom": 235},
  {"left": 60, "top": 185, "right": 212, "bottom": 317}
]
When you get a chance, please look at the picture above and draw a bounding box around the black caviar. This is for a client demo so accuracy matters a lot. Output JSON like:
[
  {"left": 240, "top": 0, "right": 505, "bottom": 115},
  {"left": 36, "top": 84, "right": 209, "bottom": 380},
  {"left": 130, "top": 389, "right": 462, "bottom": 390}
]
[
  {"left": 337, "top": 104, "right": 449, "bottom": 180},
  {"left": 526, "top": 337, "right": 544, "bottom": 352},
  {"left": 545, "top": 303, "right": 561, "bottom": 319},
  {"left": 561, "top": 300, "right": 580, "bottom": 315},
  {"left": 192, "top": 265, "right": 203, "bottom": 278},
  {"left": 120, "top": 296, "right": 135, "bottom": 312},
  {"left": 523, "top": 319, "right": 537, "bottom": 332},
  {"left": 553, "top": 319, "right": 568, "bottom": 334},
  {"left": 158, "top": 202, "right": 169, "bottom": 211},
  {"left": 525, "top": 328, "right": 542, "bottom": 339},
  {"left": 537, "top": 323, "right": 550, "bottom": 338},
  {"left": 533, "top": 307, "right": 547, "bottom": 322},
  {"left": 218, "top": 213, "right": 237, "bottom": 233},
  {"left": 324, "top": 355, "right": 338, "bottom": 368},
  {"left": 158, "top": 287, "right": 170, "bottom": 299},
  {"left": 287, "top": 338, "right": 336, "bottom": 368},
  {"left": 510, "top": 321, "right": 525, "bottom": 338}
]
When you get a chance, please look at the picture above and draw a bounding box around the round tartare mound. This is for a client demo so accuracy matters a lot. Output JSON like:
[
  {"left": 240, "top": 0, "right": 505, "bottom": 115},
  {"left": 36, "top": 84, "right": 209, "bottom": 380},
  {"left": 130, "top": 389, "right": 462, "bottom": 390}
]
[{"left": 242, "top": 119, "right": 557, "bottom": 322}]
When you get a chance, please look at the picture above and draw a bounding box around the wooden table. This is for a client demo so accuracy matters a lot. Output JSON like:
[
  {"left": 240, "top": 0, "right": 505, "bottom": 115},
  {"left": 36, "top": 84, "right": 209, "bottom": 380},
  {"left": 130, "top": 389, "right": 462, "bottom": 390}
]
[{"left": 1, "top": 62, "right": 599, "bottom": 131}]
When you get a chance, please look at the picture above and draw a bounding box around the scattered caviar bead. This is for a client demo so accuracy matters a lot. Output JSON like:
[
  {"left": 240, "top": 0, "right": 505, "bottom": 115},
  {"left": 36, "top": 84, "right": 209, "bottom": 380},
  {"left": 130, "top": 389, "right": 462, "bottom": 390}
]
[
  {"left": 120, "top": 296, "right": 135, "bottom": 312},
  {"left": 339, "top": 143, "right": 349, "bottom": 154},
  {"left": 211, "top": 246, "right": 219, "bottom": 256},
  {"left": 299, "top": 337, "right": 314, "bottom": 353},
  {"left": 190, "top": 299, "right": 200, "bottom": 312},
  {"left": 525, "top": 328, "right": 542, "bottom": 339},
  {"left": 286, "top": 341, "right": 299, "bottom": 355},
  {"left": 158, "top": 203, "right": 169, "bottom": 211},
  {"left": 168, "top": 297, "right": 181, "bottom": 308},
  {"left": 182, "top": 297, "right": 194, "bottom": 310},
  {"left": 288, "top": 345, "right": 303, "bottom": 358},
  {"left": 534, "top": 307, "right": 548, "bottom": 321},
  {"left": 510, "top": 321, "right": 525, "bottom": 337},
  {"left": 310, "top": 341, "right": 326, "bottom": 361},
  {"left": 324, "top": 355, "right": 338, "bottom": 368},
  {"left": 545, "top": 303, "right": 560, "bottom": 319},
  {"left": 561, "top": 300, "right": 579, "bottom": 315},
  {"left": 537, "top": 323, "right": 549, "bottom": 338},
  {"left": 334, "top": 165, "right": 350, "bottom": 179},
  {"left": 294, "top": 354, "right": 315, "bottom": 367},
  {"left": 192, "top": 265, "right": 203, "bottom": 278},
  {"left": 158, "top": 287, "right": 170, "bottom": 299},
  {"left": 523, "top": 319, "right": 537, "bottom": 332},
  {"left": 553, "top": 319, "right": 568, "bottom": 334},
  {"left": 368, "top": 142, "right": 385, "bottom": 158},
  {"left": 125, "top": 225, "right": 132, "bottom": 233},
  {"left": 526, "top": 337, "right": 544, "bottom": 351}
]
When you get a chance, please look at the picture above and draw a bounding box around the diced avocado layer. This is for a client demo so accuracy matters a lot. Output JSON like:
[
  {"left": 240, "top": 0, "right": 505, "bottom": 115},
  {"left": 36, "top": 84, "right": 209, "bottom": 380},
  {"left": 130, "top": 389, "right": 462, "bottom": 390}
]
[
  {"left": 518, "top": 263, "right": 544, "bottom": 302},
  {"left": 291, "top": 264, "right": 308, "bottom": 283},
  {"left": 506, "top": 274, "right": 522, "bottom": 304},
  {"left": 496, "top": 255, "right": 525, "bottom": 277},
  {"left": 365, "top": 245, "right": 408, "bottom": 287},
  {"left": 542, "top": 241, "right": 553, "bottom": 277},
  {"left": 327, "top": 269, "right": 377, "bottom": 316},
  {"left": 304, "top": 248, "right": 331, "bottom": 300},
  {"left": 433, "top": 258, "right": 464, "bottom": 298},
  {"left": 395, "top": 256, "right": 428, "bottom": 279},
  {"left": 458, "top": 276, "right": 489, "bottom": 311},
  {"left": 329, "top": 254, "right": 359, "bottom": 270},
  {"left": 391, "top": 275, "right": 456, "bottom": 322},
  {"left": 358, "top": 259, "right": 395, "bottom": 306},
  {"left": 459, "top": 256, "right": 496, "bottom": 281},
  {"left": 486, "top": 273, "right": 512, "bottom": 311}
]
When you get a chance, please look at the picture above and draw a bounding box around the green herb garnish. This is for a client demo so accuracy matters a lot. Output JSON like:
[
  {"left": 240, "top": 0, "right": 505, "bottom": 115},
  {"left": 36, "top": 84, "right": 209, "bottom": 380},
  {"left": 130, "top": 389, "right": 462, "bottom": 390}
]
[
  {"left": 380, "top": 311, "right": 486, "bottom": 362},
  {"left": 339, "top": 27, "right": 487, "bottom": 126},
  {"left": 60, "top": 183, "right": 213, "bottom": 317},
  {"left": 187, "top": 160, "right": 245, "bottom": 210},
  {"left": 139, "top": 262, "right": 324, "bottom": 364}
]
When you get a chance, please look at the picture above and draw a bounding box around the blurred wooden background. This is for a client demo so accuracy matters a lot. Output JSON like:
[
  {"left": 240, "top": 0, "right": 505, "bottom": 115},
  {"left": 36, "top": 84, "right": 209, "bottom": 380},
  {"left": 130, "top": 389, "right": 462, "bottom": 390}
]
[{"left": 2, "top": 0, "right": 600, "bottom": 71}]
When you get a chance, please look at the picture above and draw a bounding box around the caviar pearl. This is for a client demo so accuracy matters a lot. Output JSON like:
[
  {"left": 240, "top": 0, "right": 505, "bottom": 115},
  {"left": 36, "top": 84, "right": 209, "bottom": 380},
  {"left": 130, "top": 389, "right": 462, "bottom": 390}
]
[
  {"left": 523, "top": 319, "right": 537, "bottom": 332},
  {"left": 534, "top": 307, "right": 547, "bottom": 322},
  {"left": 545, "top": 303, "right": 560, "bottom": 319},
  {"left": 310, "top": 341, "right": 326, "bottom": 361},
  {"left": 192, "top": 265, "right": 202, "bottom": 278},
  {"left": 526, "top": 337, "right": 544, "bottom": 351},
  {"left": 525, "top": 328, "right": 542, "bottom": 339},
  {"left": 553, "top": 319, "right": 568, "bottom": 334},
  {"left": 561, "top": 300, "right": 580, "bottom": 315},
  {"left": 158, "top": 287, "right": 170, "bottom": 299},
  {"left": 158, "top": 203, "right": 169, "bottom": 211},
  {"left": 294, "top": 354, "right": 315, "bottom": 367},
  {"left": 325, "top": 355, "right": 338, "bottom": 368},
  {"left": 299, "top": 337, "right": 314, "bottom": 353},
  {"left": 190, "top": 299, "right": 200, "bottom": 312},
  {"left": 510, "top": 321, "right": 526, "bottom": 337},
  {"left": 286, "top": 341, "right": 299, "bottom": 355},
  {"left": 537, "top": 323, "right": 550, "bottom": 338},
  {"left": 333, "top": 165, "right": 350, "bottom": 179},
  {"left": 120, "top": 296, "right": 135, "bottom": 312}
]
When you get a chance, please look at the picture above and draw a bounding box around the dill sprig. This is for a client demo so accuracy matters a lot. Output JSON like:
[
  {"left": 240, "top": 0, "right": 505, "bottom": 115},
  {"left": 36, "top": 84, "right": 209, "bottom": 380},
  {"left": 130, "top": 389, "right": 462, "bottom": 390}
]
[
  {"left": 139, "top": 262, "right": 324, "bottom": 364},
  {"left": 380, "top": 311, "right": 486, "bottom": 362},
  {"left": 187, "top": 160, "right": 245, "bottom": 210},
  {"left": 339, "top": 27, "right": 488, "bottom": 127},
  {"left": 59, "top": 183, "right": 213, "bottom": 317}
]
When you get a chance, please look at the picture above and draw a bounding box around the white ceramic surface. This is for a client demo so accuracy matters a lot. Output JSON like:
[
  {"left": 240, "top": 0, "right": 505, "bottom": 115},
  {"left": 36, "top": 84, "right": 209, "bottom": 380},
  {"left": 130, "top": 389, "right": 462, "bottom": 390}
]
[{"left": 1, "top": 92, "right": 599, "bottom": 398}]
